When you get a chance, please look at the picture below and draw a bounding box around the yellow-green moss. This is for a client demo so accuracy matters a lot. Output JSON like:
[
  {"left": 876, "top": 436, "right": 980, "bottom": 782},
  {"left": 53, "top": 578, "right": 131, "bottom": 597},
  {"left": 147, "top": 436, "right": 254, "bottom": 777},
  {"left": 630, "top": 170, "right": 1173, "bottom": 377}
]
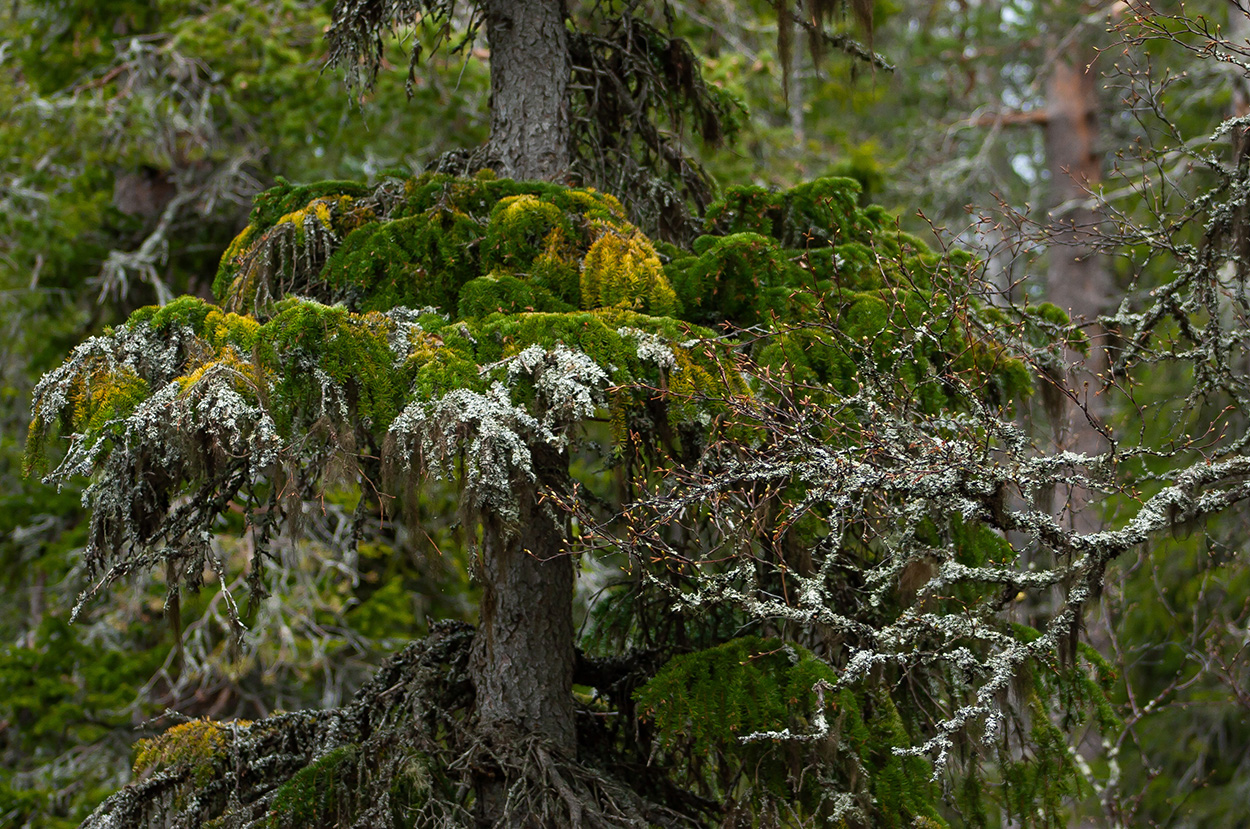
[
  {"left": 133, "top": 718, "right": 235, "bottom": 786},
  {"left": 482, "top": 194, "right": 571, "bottom": 271},
  {"left": 580, "top": 222, "right": 680, "bottom": 316},
  {"left": 31, "top": 174, "right": 1032, "bottom": 521},
  {"left": 174, "top": 346, "right": 265, "bottom": 398}
]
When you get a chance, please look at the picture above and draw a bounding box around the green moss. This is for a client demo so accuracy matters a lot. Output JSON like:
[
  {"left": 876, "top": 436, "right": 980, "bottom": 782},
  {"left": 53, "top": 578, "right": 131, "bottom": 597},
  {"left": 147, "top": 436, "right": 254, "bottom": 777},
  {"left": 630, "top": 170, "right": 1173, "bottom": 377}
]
[
  {"left": 322, "top": 208, "right": 482, "bottom": 314},
  {"left": 267, "top": 745, "right": 357, "bottom": 828},
  {"left": 248, "top": 178, "right": 372, "bottom": 230},
  {"left": 130, "top": 295, "right": 219, "bottom": 333},
  {"left": 704, "top": 184, "right": 778, "bottom": 236},
  {"left": 950, "top": 516, "right": 1015, "bottom": 568},
  {"left": 482, "top": 194, "right": 572, "bottom": 272},
  {"left": 257, "top": 299, "right": 404, "bottom": 430},
  {"left": 667, "top": 232, "right": 794, "bottom": 324},
  {"left": 1025, "top": 302, "right": 1089, "bottom": 355},
  {"left": 31, "top": 173, "right": 1032, "bottom": 491},
  {"left": 778, "top": 176, "right": 865, "bottom": 246},
  {"left": 457, "top": 273, "right": 573, "bottom": 318},
  {"left": 76, "top": 365, "right": 150, "bottom": 435}
]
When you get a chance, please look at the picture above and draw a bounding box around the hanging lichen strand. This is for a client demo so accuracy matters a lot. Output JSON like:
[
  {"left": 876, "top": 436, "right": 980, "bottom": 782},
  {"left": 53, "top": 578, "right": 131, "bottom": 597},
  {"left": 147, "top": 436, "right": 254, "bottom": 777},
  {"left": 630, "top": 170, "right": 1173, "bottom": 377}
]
[{"left": 27, "top": 174, "right": 1056, "bottom": 827}]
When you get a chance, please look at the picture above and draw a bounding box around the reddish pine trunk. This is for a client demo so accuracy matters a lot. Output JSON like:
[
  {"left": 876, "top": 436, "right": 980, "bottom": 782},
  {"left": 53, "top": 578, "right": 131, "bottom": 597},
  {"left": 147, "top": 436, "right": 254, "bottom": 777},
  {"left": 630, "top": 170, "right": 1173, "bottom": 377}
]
[{"left": 1044, "top": 56, "right": 1111, "bottom": 533}]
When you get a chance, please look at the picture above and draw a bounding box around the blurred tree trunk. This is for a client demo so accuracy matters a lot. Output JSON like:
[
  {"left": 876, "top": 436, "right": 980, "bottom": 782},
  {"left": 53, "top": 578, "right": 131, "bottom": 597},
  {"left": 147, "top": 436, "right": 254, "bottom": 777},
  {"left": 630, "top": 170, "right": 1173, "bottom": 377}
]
[
  {"left": 1043, "top": 45, "right": 1112, "bottom": 533},
  {"left": 1229, "top": 1, "right": 1250, "bottom": 281}
]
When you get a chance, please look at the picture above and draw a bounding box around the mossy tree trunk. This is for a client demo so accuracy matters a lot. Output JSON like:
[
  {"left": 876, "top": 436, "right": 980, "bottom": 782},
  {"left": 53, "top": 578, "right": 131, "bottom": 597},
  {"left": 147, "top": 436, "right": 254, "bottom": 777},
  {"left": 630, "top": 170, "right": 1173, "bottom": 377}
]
[
  {"left": 483, "top": 0, "right": 570, "bottom": 180},
  {"left": 472, "top": 2, "right": 576, "bottom": 814},
  {"left": 471, "top": 444, "right": 576, "bottom": 824}
]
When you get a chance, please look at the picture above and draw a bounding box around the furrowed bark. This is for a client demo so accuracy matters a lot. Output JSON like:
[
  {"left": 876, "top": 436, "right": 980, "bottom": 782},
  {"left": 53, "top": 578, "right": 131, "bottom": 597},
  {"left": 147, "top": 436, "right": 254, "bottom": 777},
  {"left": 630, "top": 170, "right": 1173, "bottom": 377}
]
[
  {"left": 472, "top": 1, "right": 577, "bottom": 816},
  {"left": 471, "top": 444, "right": 576, "bottom": 825},
  {"left": 483, "top": 0, "right": 570, "bottom": 180}
]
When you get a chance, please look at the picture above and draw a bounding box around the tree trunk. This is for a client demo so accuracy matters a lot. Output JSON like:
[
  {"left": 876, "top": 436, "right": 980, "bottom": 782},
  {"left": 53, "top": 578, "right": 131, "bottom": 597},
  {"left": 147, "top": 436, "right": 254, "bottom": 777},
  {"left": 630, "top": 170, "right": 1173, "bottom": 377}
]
[
  {"left": 1043, "top": 54, "right": 1111, "bottom": 533},
  {"left": 483, "top": 0, "right": 570, "bottom": 180},
  {"left": 471, "top": 444, "right": 576, "bottom": 825}
]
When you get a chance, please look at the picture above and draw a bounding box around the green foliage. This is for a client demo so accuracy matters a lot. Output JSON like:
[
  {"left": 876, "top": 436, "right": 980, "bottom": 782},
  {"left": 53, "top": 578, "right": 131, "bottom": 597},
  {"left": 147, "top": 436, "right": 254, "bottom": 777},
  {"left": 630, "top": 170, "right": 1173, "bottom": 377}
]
[
  {"left": 636, "top": 636, "right": 837, "bottom": 755},
  {"left": 674, "top": 178, "right": 964, "bottom": 320},
  {"left": 636, "top": 636, "right": 946, "bottom": 825},
  {"left": 26, "top": 175, "right": 1033, "bottom": 611},
  {"left": 347, "top": 577, "right": 418, "bottom": 640},
  {"left": 0, "top": 618, "right": 160, "bottom": 750},
  {"left": 0, "top": 618, "right": 164, "bottom": 827},
  {"left": 266, "top": 745, "right": 357, "bottom": 828},
  {"left": 247, "top": 180, "right": 376, "bottom": 231}
]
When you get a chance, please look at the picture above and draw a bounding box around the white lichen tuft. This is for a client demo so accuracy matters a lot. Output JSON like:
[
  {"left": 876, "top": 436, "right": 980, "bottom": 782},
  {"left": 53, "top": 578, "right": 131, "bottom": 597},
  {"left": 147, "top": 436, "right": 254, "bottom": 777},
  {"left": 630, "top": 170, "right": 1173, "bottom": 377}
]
[
  {"left": 502, "top": 344, "right": 609, "bottom": 438},
  {"left": 389, "top": 383, "right": 542, "bottom": 520},
  {"left": 389, "top": 344, "right": 610, "bottom": 519},
  {"left": 617, "top": 326, "right": 678, "bottom": 371}
]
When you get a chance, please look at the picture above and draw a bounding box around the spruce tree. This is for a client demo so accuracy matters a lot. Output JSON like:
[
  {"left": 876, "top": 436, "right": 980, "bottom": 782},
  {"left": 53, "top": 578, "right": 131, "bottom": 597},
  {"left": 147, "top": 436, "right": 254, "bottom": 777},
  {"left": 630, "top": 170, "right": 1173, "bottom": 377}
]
[{"left": 28, "top": 1, "right": 1250, "bottom": 827}]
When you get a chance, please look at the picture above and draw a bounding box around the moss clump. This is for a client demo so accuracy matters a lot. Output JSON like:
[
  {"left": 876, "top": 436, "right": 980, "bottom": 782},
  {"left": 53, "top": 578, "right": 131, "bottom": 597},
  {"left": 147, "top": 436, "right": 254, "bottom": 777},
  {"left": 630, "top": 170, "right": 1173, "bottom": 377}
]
[
  {"left": 266, "top": 744, "right": 358, "bottom": 828},
  {"left": 256, "top": 298, "right": 402, "bottom": 429},
  {"left": 481, "top": 194, "right": 573, "bottom": 273},
  {"left": 580, "top": 222, "right": 680, "bottom": 316},
  {"left": 247, "top": 178, "right": 372, "bottom": 230},
  {"left": 215, "top": 174, "right": 686, "bottom": 323},
  {"left": 668, "top": 232, "right": 790, "bottom": 324},
  {"left": 320, "top": 209, "right": 483, "bottom": 314},
  {"left": 704, "top": 177, "right": 866, "bottom": 247},
  {"left": 457, "top": 273, "right": 573, "bottom": 318},
  {"left": 74, "top": 364, "right": 150, "bottom": 436},
  {"left": 133, "top": 719, "right": 233, "bottom": 787},
  {"left": 203, "top": 173, "right": 1025, "bottom": 415}
]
